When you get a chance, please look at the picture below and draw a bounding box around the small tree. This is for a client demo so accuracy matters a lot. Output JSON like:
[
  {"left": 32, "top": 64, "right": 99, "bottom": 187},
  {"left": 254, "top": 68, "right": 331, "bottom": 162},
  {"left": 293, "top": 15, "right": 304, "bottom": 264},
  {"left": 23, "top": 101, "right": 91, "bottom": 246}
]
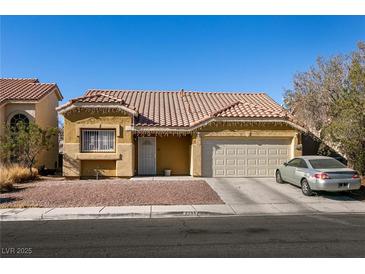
[
  {"left": 323, "top": 90, "right": 365, "bottom": 174},
  {"left": 284, "top": 42, "right": 365, "bottom": 175},
  {"left": 0, "top": 121, "right": 58, "bottom": 175}
]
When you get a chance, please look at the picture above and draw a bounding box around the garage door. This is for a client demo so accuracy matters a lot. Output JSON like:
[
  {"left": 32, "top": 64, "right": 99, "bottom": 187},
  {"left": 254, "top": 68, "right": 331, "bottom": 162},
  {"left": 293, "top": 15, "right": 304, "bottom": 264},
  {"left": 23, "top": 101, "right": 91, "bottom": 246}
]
[{"left": 202, "top": 138, "right": 291, "bottom": 177}]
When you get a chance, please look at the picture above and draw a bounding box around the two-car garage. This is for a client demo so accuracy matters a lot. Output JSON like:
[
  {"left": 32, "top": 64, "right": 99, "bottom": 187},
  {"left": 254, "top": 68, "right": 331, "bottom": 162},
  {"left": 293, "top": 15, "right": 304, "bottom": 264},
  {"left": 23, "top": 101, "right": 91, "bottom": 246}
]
[{"left": 202, "top": 138, "right": 292, "bottom": 177}]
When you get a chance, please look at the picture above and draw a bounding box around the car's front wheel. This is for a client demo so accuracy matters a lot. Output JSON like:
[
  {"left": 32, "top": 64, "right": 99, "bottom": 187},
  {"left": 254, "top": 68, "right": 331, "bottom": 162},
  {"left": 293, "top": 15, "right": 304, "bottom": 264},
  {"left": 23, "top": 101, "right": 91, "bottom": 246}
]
[
  {"left": 276, "top": 170, "right": 284, "bottom": 184},
  {"left": 301, "top": 179, "right": 314, "bottom": 196}
]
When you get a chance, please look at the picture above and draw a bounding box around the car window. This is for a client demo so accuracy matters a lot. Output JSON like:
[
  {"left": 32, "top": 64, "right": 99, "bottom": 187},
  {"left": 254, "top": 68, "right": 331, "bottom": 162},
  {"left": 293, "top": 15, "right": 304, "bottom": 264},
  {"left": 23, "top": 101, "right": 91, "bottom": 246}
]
[
  {"left": 309, "top": 158, "right": 346, "bottom": 169},
  {"left": 298, "top": 159, "right": 308, "bottom": 168},
  {"left": 287, "top": 158, "right": 301, "bottom": 167}
]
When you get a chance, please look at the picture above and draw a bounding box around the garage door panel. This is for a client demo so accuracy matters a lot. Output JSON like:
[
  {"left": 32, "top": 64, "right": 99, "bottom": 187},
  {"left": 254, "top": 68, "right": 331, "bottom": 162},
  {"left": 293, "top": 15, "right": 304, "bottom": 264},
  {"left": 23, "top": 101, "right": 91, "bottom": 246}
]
[
  {"left": 268, "top": 158, "right": 278, "bottom": 165},
  {"left": 226, "top": 169, "right": 236, "bottom": 176},
  {"left": 247, "top": 148, "right": 257, "bottom": 155},
  {"left": 247, "top": 169, "right": 257, "bottom": 176},
  {"left": 226, "top": 159, "right": 236, "bottom": 165},
  {"left": 247, "top": 158, "right": 257, "bottom": 166},
  {"left": 268, "top": 168, "right": 276, "bottom": 176},
  {"left": 203, "top": 138, "right": 291, "bottom": 177},
  {"left": 226, "top": 148, "right": 236, "bottom": 155},
  {"left": 279, "top": 149, "right": 289, "bottom": 155},
  {"left": 258, "top": 159, "right": 267, "bottom": 165},
  {"left": 237, "top": 159, "right": 245, "bottom": 165},
  {"left": 237, "top": 169, "right": 245, "bottom": 176},
  {"left": 215, "top": 169, "right": 224, "bottom": 176},
  {"left": 215, "top": 159, "right": 224, "bottom": 165},
  {"left": 258, "top": 168, "right": 267, "bottom": 176},
  {"left": 237, "top": 149, "right": 245, "bottom": 155}
]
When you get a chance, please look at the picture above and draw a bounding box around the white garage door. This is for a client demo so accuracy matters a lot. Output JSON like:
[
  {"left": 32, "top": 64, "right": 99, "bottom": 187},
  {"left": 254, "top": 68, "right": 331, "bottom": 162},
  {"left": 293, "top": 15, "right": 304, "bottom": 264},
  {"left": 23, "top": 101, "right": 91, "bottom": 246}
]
[{"left": 202, "top": 138, "right": 291, "bottom": 177}]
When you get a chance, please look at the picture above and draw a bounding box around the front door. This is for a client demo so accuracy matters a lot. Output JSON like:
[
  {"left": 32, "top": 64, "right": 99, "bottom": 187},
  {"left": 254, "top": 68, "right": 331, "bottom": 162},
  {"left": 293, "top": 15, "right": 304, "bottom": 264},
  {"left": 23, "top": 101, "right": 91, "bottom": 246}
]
[{"left": 138, "top": 137, "right": 156, "bottom": 175}]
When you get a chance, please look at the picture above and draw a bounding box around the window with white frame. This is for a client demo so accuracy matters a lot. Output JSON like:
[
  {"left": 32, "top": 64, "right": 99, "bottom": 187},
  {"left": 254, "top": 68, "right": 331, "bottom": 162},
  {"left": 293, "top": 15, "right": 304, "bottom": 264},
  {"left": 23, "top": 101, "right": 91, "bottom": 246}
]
[{"left": 81, "top": 129, "right": 115, "bottom": 152}]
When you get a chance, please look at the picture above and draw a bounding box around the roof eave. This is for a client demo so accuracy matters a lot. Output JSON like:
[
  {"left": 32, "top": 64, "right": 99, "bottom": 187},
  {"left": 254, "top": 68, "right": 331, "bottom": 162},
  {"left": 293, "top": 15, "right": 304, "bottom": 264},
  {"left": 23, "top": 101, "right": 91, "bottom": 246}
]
[
  {"left": 130, "top": 117, "right": 307, "bottom": 132},
  {"left": 57, "top": 102, "right": 139, "bottom": 117},
  {"left": 52, "top": 85, "right": 64, "bottom": 101}
]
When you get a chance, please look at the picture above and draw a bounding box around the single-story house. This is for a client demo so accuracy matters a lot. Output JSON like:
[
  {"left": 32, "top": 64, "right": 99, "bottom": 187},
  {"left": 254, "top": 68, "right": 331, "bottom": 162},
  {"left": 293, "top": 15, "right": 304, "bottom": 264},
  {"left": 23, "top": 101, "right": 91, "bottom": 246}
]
[
  {"left": 57, "top": 89, "right": 305, "bottom": 178},
  {"left": 0, "top": 78, "right": 63, "bottom": 169}
]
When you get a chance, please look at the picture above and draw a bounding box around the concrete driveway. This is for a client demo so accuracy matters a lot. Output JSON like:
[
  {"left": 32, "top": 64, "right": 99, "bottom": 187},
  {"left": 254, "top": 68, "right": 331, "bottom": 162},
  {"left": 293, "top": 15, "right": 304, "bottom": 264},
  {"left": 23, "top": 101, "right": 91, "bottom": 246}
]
[{"left": 205, "top": 177, "right": 364, "bottom": 214}]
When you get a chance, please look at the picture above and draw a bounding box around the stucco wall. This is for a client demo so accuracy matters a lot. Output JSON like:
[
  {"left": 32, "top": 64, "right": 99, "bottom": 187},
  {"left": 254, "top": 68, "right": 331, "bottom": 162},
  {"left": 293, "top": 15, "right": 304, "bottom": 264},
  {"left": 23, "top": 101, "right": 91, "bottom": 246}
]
[
  {"left": 156, "top": 136, "right": 191, "bottom": 175},
  {"left": 5, "top": 103, "right": 35, "bottom": 122},
  {"left": 64, "top": 112, "right": 132, "bottom": 144},
  {"left": 35, "top": 92, "right": 60, "bottom": 169},
  {"left": 81, "top": 160, "right": 116, "bottom": 177},
  {"left": 62, "top": 110, "right": 134, "bottom": 178},
  {"left": 191, "top": 133, "right": 202, "bottom": 177},
  {"left": 35, "top": 92, "right": 59, "bottom": 127}
]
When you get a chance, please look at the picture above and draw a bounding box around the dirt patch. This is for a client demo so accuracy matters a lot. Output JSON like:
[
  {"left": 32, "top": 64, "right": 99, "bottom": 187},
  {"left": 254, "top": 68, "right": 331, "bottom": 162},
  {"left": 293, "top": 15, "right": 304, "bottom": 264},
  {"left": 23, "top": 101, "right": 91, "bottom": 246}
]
[{"left": 0, "top": 179, "right": 223, "bottom": 208}]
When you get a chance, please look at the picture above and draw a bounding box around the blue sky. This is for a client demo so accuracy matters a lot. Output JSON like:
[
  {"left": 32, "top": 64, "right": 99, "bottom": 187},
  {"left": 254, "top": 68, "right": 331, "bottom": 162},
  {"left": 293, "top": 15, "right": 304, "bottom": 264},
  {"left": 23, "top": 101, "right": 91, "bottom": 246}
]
[{"left": 1, "top": 16, "right": 365, "bottom": 105}]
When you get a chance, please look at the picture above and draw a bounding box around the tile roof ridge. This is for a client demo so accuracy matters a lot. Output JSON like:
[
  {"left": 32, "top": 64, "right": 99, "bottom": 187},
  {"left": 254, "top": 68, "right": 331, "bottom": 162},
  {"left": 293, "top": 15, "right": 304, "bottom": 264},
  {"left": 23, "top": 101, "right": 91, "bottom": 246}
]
[
  {"left": 67, "top": 92, "right": 137, "bottom": 111},
  {"left": 28, "top": 82, "right": 57, "bottom": 86},
  {"left": 97, "top": 93, "right": 137, "bottom": 110},
  {"left": 87, "top": 89, "right": 200, "bottom": 95},
  {"left": 210, "top": 100, "right": 242, "bottom": 117},
  {"left": 0, "top": 77, "right": 38, "bottom": 81},
  {"left": 69, "top": 93, "right": 103, "bottom": 103},
  {"left": 85, "top": 88, "right": 266, "bottom": 95},
  {"left": 236, "top": 100, "right": 276, "bottom": 111},
  {"left": 98, "top": 93, "right": 126, "bottom": 103},
  {"left": 189, "top": 100, "right": 241, "bottom": 127},
  {"left": 184, "top": 90, "right": 266, "bottom": 95}
]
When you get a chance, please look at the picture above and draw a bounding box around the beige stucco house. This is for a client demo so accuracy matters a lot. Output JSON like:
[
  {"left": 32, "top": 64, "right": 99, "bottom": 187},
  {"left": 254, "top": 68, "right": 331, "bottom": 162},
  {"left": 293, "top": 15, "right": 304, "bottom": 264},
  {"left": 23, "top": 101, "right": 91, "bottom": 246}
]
[
  {"left": 57, "top": 89, "right": 305, "bottom": 179},
  {"left": 0, "top": 78, "right": 63, "bottom": 169}
]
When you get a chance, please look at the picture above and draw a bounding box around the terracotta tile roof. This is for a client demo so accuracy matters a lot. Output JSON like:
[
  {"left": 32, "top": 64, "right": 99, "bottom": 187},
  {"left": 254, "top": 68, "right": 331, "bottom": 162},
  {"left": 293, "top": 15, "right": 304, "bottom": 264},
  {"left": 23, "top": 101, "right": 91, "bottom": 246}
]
[
  {"left": 216, "top": 101, "right": 286, "bottom": 118},
  {"left": 58, "top": 89, "right": 293, "bottom": 128},
  {"left": 0, "top": 78, "right": 62, "bottom": 105}
]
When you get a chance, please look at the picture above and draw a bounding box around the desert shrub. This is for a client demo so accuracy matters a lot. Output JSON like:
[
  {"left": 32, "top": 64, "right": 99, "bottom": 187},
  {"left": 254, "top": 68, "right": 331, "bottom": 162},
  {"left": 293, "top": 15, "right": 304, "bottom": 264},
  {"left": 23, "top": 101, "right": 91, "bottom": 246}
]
[{"left": 0, "top": 164, "right": 38, "bottom": 192}]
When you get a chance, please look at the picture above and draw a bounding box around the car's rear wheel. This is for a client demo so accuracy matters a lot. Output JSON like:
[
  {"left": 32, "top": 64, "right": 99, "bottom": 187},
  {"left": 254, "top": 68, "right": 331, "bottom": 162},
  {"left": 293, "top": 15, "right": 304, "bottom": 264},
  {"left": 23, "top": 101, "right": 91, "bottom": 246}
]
[
  {"left": 276, "top": 170, "right": 284, "bottom": 184},
  {"left": 301, "top": 179, "right": 313, "bottom": 196}
]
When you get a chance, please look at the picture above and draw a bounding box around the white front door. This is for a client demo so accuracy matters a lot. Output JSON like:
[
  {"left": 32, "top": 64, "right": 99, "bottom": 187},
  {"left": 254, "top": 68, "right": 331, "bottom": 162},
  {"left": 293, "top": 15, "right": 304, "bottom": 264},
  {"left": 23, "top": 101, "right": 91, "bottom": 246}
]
[{"left": 138, "top": 137, "right": 156, "bottom": 175}]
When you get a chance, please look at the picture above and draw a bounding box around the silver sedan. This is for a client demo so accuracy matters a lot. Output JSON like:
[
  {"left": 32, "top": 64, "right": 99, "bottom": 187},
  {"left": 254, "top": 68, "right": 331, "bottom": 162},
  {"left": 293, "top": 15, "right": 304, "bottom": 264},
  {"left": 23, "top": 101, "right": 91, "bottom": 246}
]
[{"left": 276, "top": 156, "right": 361, "bottom": 196}]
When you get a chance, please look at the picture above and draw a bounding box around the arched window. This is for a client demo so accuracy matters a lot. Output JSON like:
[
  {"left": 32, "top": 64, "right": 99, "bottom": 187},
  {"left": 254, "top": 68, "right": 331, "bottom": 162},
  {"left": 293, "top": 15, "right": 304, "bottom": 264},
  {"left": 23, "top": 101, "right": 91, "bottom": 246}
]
[{"left": 10, "top": 113, "right": 29, "bottom": 129}]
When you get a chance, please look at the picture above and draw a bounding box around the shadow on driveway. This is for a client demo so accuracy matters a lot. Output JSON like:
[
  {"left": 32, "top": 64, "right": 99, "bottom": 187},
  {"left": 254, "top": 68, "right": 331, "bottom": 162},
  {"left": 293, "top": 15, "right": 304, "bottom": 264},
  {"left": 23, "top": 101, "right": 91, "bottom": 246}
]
[
  {"left": 273, "top": 180, "right": 362, "bottom": 202},
  {"left": 344, "top": 186, "right": 365, "bottom": 201},
  {"left": 275, "top": 182, "right": 364, "bottom": 202}
]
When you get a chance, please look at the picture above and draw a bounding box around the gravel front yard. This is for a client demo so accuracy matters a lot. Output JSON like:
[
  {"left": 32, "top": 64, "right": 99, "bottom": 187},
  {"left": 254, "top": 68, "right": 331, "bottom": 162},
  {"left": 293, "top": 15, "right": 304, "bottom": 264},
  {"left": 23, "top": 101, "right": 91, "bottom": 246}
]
[{"left": 0, "top": 179, "right": 223, "bottom": 208}]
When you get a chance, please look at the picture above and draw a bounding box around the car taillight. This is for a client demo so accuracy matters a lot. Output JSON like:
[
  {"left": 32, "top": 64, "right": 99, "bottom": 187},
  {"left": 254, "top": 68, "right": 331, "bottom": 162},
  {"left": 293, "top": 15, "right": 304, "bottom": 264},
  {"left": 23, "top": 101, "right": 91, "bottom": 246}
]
[
  {"left": 352, "top": 172, "right": 360, "bottom": 179},
  {"left": 314, "top": 173, "right": 330, "bottom": 179}
]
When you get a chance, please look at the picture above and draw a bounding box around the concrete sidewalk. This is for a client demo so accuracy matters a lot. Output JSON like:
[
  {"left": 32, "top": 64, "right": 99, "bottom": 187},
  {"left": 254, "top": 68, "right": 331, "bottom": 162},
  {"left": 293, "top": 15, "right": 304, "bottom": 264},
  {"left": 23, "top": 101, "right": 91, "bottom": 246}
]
[{"left": 1, "top": 201, "right": 365, "bottom": 221}]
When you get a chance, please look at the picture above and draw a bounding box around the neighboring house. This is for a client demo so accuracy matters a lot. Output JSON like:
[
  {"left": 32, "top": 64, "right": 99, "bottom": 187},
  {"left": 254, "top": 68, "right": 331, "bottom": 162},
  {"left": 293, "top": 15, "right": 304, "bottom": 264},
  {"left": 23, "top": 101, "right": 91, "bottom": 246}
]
[
  {"left": 0, "top": 78, "right": 63, "bottom": 169},
  {"left": 57, "top": 89, "right": 305, "bottom": 178}
]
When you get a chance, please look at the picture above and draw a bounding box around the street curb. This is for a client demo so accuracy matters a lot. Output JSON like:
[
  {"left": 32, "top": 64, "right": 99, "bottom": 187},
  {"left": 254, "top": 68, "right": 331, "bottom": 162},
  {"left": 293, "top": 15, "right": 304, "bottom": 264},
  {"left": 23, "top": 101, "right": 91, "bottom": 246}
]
[
  {"left": 2, "top": 210, "right": 365, "bottom": 222},
  {"left": 2, "top": 202, "right": 365, "bottom": 222}
]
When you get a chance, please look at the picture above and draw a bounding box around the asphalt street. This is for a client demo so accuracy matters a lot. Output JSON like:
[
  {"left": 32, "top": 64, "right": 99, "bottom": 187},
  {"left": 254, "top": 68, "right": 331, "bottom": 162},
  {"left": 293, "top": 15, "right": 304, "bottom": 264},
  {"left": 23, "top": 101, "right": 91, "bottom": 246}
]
[{"left": 1, "top": 214, "right": 365, "bottom": 257}]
